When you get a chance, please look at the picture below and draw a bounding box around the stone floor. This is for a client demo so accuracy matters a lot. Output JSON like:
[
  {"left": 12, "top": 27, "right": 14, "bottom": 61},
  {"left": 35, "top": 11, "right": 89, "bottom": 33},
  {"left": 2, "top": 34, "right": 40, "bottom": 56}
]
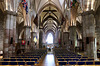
[{"left": 40, "top": 53, "right": 56, "bottom": 66}]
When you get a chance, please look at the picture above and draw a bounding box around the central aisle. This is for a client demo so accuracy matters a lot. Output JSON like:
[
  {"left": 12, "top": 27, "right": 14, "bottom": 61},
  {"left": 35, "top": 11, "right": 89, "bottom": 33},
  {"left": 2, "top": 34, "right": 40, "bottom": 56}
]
[{"left": 40, "top": 53, "right": 56, "bottom": 66}]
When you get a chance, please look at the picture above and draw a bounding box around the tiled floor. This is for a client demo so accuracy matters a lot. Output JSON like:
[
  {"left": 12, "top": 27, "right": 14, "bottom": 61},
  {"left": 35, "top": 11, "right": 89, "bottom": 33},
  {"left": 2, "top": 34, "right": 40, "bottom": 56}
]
[{"left": 40, "top": 53, "right": 55, "bottom": 66}]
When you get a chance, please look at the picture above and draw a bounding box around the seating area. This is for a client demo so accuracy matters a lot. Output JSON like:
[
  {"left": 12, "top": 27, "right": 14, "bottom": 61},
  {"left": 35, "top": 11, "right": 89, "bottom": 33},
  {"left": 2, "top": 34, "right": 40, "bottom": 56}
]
[
  {"left": 0, "top": 49, "right": 47, "bottom": 65},
  {"left": 54, "top": 49, "right": 100, "bottom": 65}
]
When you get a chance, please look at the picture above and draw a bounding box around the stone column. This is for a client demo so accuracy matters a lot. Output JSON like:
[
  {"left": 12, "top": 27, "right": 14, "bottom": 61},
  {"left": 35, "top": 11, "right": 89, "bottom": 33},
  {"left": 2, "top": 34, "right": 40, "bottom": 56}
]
[
  {"left": 58, "top": 27, "right": 61, "bottom": 47},
  {"left": 24, "top": 26, "right": 31, "bottom": 52},
  {"left": 39, "top": 29, "right": 43, "bottom": 48},
  {"left": 9, "top": 14, "right": 14, "bottom": 57},
  {"left": 3, "top": 11, "right": 10, "bottom": 58},
  {"left": 13, "top": 14, "right": 17, "bottom": 56},
  {"left": 69, "top": 26, "right": 76, "bottom": 52},
  {"left": 82, "top": 10, "right": 97, "bottom": 59},
  {"left": 61, "top": 25, "right": 64, "bottom": 47},
  {"left": 63, "top": 32, "right": 69, "bottom": 49},
  {"left": 42, "top": 31, "right": 46, "bottom": 45},
  {"left": 31, "top": 32, "right": 35, "bottom": 49},
  {"left": 37, "top": 31, "right": 39, "bottom": 49},
  {"left": 3, "top": 11, "right": 17, "bottom": 58},
  {"left": 95, "top": 9, "right": 100, "bottom": 49}
]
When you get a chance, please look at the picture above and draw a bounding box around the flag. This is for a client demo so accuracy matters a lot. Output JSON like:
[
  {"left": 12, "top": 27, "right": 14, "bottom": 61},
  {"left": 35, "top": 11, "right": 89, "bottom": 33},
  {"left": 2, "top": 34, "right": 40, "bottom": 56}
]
[
  {"left": 70, "top": 0, "right": 77, "bottom": 8},
  {"left": 21, "top": 0, "right": 28, "bottom": 14},
  {"left": 22, "top": 0, "right": 26, "bottom": 9},
  {"left": 70, "top": 1, "right": 73, "bottom": 8},
  {"left": 22, "top": 40, "right": 25, "bottom": 45},
  {"left": 25, "top": 2, "right": 28, "bottom": 14}
]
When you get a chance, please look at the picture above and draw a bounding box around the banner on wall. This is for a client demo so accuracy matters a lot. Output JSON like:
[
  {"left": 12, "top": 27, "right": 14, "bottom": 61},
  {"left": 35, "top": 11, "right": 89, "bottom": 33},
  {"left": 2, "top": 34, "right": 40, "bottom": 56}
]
[
  {"left": 33, "top": 36, "right": 37, "bottom": 43},
  {"left": 22, "top": 40, "right": 25, "bottom": 45},
  {"left": 32, "top": 32, "right": 37, "bottom": 43}
]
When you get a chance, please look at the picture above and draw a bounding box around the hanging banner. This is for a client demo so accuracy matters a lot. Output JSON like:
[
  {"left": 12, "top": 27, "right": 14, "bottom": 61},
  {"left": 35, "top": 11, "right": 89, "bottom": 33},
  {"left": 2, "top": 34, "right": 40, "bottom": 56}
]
[
  {"left": 32, "top": 32, "right": 37, "bottom": 43},
  {"left": 33, "top": 36, "right": 37, "bottom": 43},
  {"left": 22, "top": 40, "right": 25, "bottom": 45}
]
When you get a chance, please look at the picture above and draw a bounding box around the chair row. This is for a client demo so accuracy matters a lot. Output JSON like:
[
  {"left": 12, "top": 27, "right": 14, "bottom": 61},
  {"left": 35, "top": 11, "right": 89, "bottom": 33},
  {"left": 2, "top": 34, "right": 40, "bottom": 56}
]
[
  {"left": 2, "top": 58, "right": 38, "bottom": 62},
  {"left": 57, "top": 58, "right": 94, "bottom": 61},
  {"left": 54, "top": 52, "right": 81, "bottom": 56},
  {"left": 54, "top": 49, "right": 80, "bottom": 56},
  {"left": 57, "top": 61, "right": 100, "bottom": 65},
  {"left": 0, "top": 61, "right": 36, "bottom": 65},
  {"left": 20, "top": 53, "right": 45, "bottom": 57},
  {"left": 10, "top": 56, "right": 40, "bottom": 59},
  {"left": 18, "top": 55, "right": 42, "bottom": 56},
  {"left": 56, "top": 56, "right": 88, "bottom": 58}
]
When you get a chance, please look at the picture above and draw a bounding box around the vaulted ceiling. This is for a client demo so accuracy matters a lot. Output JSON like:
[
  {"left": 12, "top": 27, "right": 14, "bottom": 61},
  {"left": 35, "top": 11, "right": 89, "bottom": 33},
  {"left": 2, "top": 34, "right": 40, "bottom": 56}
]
[
  {"left": 40, "top": 5, "right": 62, "bottom": 33},
  {"left": 31, "top": 0, "right": 66, "bottom": 33},
  {"left": 0, "top": 0, "right": 99, "bottom": 34},
  {"left": 33, "top": 0, "right": 97, "bottom": 33},
  {"left": 34, "top": 0, "right": 65, "bottom": 13}
]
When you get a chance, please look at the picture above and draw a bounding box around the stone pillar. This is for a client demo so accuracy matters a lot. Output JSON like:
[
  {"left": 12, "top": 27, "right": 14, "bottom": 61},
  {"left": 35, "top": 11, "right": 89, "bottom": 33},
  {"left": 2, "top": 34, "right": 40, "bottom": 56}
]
[
  {"left": 54, "top": 29, "right": 59, "bottom": 47},
  {"left": 3, "top": 12, "right": 10, "bottom": 58},
  {"left": 13, "top": 15, "right": 17, "bottom": 56},
  {"left": 63, "top": 32, "right": 69, "bottom": 49},
  {"left": 95, "top": 9, "right": 100, "bottom": 49},
  {"left": 24, "top": 26, "right": 31, "bottom": 52},
  {"left": 61, "top": 25, "right": 64, "bottom": 47},
  {"left": 78, "top": 39, "right": 82, "bottom": 51},
  {"left": 42, "top": 31, "right": 46, "bottom": 44},
  {"left": 31, "top": 32, "right": 35, "bottom": 49},
  {"left": 37, "top": 31, "right": 39, "bottom": 49},
  {"left": 9, "top": 15, "right": 14, "bottom": 57},
  {"left": 4, "top": 11, "right": 17, "bottom": 57},
  {"left": 69, "top": 26, "right": 76, "bottom": 52},
  {"left": 82, "top": 10, "right": 97, "bottom": 59},
  {"left": 58, "top": 27, "right": 61, "bottom": 47},
  {"left": 39, "top": 29, "right": 43, "bottom": 48}
]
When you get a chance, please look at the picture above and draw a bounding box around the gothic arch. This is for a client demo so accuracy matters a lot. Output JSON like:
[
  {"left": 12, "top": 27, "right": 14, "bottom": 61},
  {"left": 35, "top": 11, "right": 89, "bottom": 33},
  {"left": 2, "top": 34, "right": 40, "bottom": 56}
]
[{"left": 0, "top": 1, "right": 5, "bottom": 12}]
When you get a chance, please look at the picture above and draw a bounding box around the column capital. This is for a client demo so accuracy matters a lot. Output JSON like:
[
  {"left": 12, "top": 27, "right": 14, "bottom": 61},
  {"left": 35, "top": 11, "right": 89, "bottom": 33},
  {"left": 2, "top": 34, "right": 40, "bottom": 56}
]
[
  {"left": 81, "top": 10, "right": 94, "bottom": 16},
  {"left": 31, "top": 32, "right": 36, "bottom": 34},
  {"left": 24, "top": 26, "right": 31, "bottom": 28},
  {"left": 63, "top": 32, "right": 69, "bottom": 34},
  {"left": 69, "top": 26, "right": 76, "bottom": 28},
  {"left": 39, "top": 27, "right": 43, "bottom": 29},
  {"left": 68, "top": 26, "right": 76, "bottom": 30},
  {"left": 4, "top": 10, "right": 17, "bottom": 16}
]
